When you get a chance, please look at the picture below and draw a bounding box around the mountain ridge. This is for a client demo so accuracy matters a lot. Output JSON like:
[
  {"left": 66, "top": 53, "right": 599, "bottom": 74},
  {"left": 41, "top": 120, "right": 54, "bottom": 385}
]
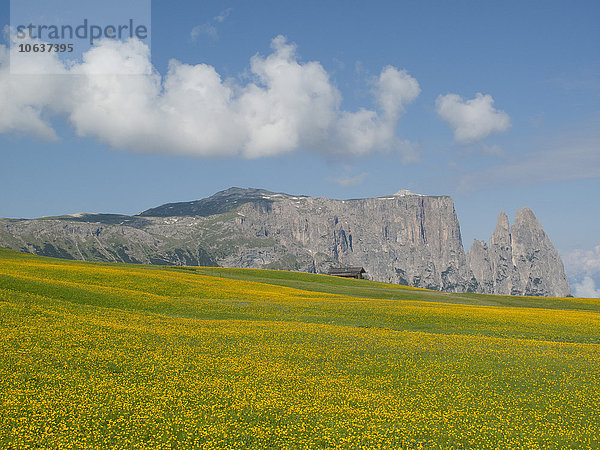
[{"left": 0, "top": 187, "right": 571, "bottom": 296}]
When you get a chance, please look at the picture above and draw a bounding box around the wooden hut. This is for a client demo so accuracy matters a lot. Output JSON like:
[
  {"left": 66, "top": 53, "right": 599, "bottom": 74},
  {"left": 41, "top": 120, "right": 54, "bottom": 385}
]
[{"left": 327, "top": 267, "right": 366, "bottom": 279}]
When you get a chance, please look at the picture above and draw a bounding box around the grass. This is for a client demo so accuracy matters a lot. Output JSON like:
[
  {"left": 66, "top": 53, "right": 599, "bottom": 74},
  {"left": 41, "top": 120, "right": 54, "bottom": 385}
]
[
  {"left": 0, "top": 247, "right": 599, "bottom": 448},
  {"left": 167, "top": 265, "right": 600, "bottom": 312}
]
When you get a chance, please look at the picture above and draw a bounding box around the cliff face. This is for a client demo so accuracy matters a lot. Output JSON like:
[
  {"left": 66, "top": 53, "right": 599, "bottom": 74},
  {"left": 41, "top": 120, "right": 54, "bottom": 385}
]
[
  {"left": 222, "top": 191, "right": 477, "bottom": 292},
  {"left": 466, "top": 208, "right": 571, "bottom": 297},
  {"left": 0, "top": 188, "right": 570, "bottom": 296},
  {"left": 0, "top": 217, "right": 218, "bottom": 266},
  {"left": 511, "top": 208, "right": 571, "bottom": 297}
]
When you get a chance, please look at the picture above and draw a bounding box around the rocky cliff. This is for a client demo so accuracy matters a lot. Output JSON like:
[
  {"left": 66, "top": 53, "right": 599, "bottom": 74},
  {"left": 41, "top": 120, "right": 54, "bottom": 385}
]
[
  {"left": 466, "top": 208, "right": 571, "bottom": 297},
  {"left": 0, "top": 187, "right": 571, "bottom": 296},
  {"left": 209, "top": 189, "right": 477, "bottom": 292}
]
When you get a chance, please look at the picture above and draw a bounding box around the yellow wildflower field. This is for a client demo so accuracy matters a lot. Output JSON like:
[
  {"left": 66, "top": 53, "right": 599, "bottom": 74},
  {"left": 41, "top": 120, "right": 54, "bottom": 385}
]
[{"left": 0, "top": 248, "right": 599, "bottom": 448}]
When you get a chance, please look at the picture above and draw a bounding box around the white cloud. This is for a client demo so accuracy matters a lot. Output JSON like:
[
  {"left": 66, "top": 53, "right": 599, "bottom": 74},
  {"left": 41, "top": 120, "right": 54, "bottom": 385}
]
[
  {"left": 457, "top": 136, "right": 600, "bottom": 192},
  {"left": 238, "top": 35, "right": 340, "bottom": 157},
  {"left": 573, "top": 276, "right": 600, "bottom": 298},
  {"left": 330, "top": 172, "right": 368, "bottom": 187},
  {"left": 436, "top": 93, "right": 510, "bottom": 143},
  {"left": 0, "top": 44, "right": 70, "bottom": 139},
  {"left": 564, "top": 245, "right": 600, "bottom": 278},
  {"left": 564, "top": 245, "right": 600, "bottom": 298},
  {"left": 190, "top": 8, "right": 233, "bottom": 41},
  {"left": 376, "top": 66, "right": 421, "bottom": 118},
  {"left": 190, "top": 23, "right": 218, "bottom": 41},
  {"left": 480, "top": 144, "right": 505, "bottom": 157},
  {"left": 0, "top": 35, "right": 421, "bottom": 160},
  {"left": 331, "top": 66, "right": 421, "bottom": 159},
  {"left": 215, "top": 8, "right": 233, "bottom": 23}
]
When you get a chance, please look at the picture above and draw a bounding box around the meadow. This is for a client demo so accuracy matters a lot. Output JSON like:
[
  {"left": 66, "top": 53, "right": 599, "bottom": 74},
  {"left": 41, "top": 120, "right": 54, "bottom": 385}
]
[{"left": 0, "top": 247, "right": 599, "bottom": 448}]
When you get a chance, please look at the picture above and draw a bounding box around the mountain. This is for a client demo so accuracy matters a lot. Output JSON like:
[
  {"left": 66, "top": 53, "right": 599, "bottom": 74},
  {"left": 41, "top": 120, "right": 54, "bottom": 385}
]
[
  {"left": 0, "top": 187, "right": 571, "bottom": 296},
  {"left": 467, "top": 209, "right": 571, "bottom": 297}
]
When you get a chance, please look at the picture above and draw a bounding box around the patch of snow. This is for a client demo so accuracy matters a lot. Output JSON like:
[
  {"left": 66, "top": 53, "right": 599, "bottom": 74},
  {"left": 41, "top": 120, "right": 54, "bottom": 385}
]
[
  {"left": 68, "top": 212, "right": 95, "bottom": 217},
  {"left": 393, "top": 189, "right": 423, "bottom": 197}
]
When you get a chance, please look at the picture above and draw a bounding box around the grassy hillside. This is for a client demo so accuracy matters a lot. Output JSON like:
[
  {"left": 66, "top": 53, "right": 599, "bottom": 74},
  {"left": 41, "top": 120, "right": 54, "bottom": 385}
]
[
  {"left": 168, "top": 265, "right": 600, "bottom": 311},
  {"left": 1, "top": 247, "right": 599, "bottom": 448}
]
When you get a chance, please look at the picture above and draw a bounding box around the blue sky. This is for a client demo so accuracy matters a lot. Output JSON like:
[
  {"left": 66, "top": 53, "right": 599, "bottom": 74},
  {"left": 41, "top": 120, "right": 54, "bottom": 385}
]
[{"left": 1, "top": 0, "right": 599, "bottom": 295}]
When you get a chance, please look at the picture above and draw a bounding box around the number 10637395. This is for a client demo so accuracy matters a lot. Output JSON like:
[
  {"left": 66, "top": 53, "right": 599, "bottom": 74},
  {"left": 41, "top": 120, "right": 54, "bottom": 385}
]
[{"left": 18, "top": 43, "right": 73, "bottom": 52}]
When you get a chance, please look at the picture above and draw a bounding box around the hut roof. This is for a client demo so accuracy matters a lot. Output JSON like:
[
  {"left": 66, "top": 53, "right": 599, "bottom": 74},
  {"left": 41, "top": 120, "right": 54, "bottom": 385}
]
[{"left": 327, "top": 267, "right": 366, "bottom": 277}]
